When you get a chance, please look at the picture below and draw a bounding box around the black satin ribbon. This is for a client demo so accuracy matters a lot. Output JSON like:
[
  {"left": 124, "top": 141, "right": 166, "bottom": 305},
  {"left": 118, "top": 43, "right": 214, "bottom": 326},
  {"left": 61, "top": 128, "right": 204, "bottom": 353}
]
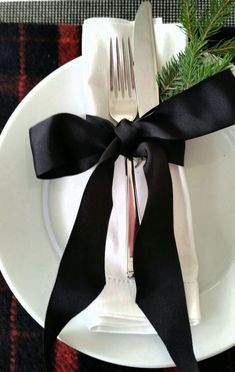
[{"left": 29, "top": 70, "right": 235, "bottom": 372}]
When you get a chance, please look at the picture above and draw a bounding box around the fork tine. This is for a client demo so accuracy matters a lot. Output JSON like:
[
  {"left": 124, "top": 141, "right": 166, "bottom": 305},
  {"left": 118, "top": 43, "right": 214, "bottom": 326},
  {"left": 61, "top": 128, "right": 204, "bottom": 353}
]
[
  {"left": 109, "top": 38, "right": 114, "bottom": 93},
  {"left": 121, "top": 36, "right": 135, "bottom": 98},
  {"left": 116, "top": 37, "right": 121, "bottom": 93},
  {"left": 122, "top": 37, "right": 127, "bottom": 92},
  {"left": 110, "top": 38, "right": 119, "bottom": 98},
  {"left": 117, "top": 37, "right": 126, "bottom": 97},
  {"left": 126, "top": 37, "right": 132, "bottom": 97},
  {"left": 128, "top": 37, "right": 135, "bottom": 90},
  {"left": 121, "top": 37, "right": 129, "bottom": 97}
]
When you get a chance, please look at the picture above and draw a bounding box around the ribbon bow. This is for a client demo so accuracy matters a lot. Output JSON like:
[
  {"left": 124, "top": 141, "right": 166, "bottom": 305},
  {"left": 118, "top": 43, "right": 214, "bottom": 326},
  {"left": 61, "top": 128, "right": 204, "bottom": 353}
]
[{"left": 29, "top": 70, "right": 235, "bottom": 372}]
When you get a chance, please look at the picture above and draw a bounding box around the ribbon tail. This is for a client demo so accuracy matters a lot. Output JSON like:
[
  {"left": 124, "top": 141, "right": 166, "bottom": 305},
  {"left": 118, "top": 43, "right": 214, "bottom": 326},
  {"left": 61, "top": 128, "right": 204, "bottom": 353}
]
[
  {"left": 134, "top": 141, "right": 199, "bottom": 372},
  {"left": 44, "top": 156, "right": 116, "bottom": 371}
]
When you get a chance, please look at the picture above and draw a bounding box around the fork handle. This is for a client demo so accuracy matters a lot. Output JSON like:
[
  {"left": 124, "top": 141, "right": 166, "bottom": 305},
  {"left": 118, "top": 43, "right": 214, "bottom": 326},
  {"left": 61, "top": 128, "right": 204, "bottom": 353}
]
[{"left": 126, "top": 157, "right": 140, "bottom": 278}]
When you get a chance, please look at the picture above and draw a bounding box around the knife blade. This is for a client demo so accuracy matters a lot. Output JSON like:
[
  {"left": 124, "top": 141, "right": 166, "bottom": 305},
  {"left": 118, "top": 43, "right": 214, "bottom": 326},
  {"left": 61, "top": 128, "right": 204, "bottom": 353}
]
[{"left": 134, "top": 1, "right": 159, "bottom": 116}]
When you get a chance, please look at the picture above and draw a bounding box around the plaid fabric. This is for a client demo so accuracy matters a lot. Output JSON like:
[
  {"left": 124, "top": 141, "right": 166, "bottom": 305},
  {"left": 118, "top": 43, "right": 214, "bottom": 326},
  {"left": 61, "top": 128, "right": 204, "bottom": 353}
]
[
  {"left": 0, "top": 0, "right": 234, "bottom": 25},
  {"left": 0, "top": 23, "right": 235, "bottom": 372}
]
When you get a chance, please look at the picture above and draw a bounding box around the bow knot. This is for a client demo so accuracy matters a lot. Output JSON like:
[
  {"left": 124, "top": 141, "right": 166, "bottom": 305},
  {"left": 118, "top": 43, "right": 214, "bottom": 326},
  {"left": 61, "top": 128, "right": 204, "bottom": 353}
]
[{"left": 114, "top": 118, "right": 140, "bottom": 157}]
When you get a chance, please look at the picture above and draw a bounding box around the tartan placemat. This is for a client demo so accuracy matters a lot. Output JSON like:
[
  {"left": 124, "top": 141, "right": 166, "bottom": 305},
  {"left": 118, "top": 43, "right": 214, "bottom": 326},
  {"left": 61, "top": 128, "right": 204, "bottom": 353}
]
[
  {"left": 0, "top": 22, "right": 235, "bottom": 372},
  {"left": 0, "top": 0, "right": 234, "bottom": 25}
]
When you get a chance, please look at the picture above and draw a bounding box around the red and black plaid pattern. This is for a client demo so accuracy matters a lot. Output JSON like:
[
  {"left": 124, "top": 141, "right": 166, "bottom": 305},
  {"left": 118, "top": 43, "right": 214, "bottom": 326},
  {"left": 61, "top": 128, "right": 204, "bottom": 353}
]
[{"left": 0, "top": 23, "right": 235, "bottom": 372}]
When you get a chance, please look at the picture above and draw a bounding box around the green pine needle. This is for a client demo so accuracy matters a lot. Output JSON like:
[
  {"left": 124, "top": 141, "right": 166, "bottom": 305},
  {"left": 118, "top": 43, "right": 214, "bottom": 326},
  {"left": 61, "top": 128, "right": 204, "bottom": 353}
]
[
  {"left": 198, "top": 0, "right": 235, "bottom": 41},
  {"left": 206, "top": 37, "right": 235, "bottom": 57},
  {"left": 179, "top": 0, "right": 198, "bottom": 39},
  {"left": 158, "top": 0, "right": 235, "bottom": 102}
]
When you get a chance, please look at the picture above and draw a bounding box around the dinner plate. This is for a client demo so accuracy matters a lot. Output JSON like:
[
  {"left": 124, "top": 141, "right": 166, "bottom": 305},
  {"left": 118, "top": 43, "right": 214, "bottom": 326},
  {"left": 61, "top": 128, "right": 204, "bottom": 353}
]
[{"left": 0, "top": 56, "right": 235, "bottom": 368}]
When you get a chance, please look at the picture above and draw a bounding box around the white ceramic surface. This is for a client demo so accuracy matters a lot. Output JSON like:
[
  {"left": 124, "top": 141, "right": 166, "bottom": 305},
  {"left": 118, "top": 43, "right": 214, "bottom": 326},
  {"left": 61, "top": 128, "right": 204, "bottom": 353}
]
[{"left": 0, "top": 57, "right": 235, "bottom": 368}]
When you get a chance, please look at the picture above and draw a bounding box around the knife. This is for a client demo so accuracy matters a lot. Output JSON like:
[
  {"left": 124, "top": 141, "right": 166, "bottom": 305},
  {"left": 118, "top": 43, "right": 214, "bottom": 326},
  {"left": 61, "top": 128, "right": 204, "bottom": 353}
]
[
  {"left": 133, "top": 0, "right": 201, "bottom": 330},
  {"left": 134, "top": 1, "right": 159, "bottom": 116},
  {"left": 126, "top": 1, "right": 158, "bottom": 278}
]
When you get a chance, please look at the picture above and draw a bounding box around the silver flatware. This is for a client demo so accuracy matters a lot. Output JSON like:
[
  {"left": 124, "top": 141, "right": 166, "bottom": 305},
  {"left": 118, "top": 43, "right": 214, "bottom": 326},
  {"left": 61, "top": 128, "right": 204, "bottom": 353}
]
[{"left": 109, "top": 36, "right": 139, "bottom": 278}]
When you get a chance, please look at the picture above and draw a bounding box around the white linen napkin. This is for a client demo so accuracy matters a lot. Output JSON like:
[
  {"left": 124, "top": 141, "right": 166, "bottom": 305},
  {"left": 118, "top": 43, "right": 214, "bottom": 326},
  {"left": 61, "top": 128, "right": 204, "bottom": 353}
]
[{"left": 80, "top": 17, "right": 201, "bottom": 333}]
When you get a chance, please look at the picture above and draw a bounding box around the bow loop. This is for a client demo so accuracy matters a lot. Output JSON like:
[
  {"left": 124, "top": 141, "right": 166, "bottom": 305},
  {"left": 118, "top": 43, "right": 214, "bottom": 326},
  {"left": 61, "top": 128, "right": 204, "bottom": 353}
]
[{"left": 114, "top": 118, "right": 140, "bottom": 157}]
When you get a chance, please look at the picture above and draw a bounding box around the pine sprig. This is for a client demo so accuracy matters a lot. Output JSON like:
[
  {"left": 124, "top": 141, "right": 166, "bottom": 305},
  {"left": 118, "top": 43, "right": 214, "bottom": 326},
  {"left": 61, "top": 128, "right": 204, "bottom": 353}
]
[
  {"left": 198, "top": 0, "right": 235, "bottom": 41},
  {"left": 179, "top": 0, "right": 198, "bottom": 39},
  {"left": 158, "top": 0, "right": 235, "bottom": 102},
  {"left": 206, "top": 37, "right": 235, "bottom": 57},
  {"left": 157, "top": 55, "right": 184, "bottom": 100},
  {"left": 185, "top": 52, "right": 232, "bottom": 86}
]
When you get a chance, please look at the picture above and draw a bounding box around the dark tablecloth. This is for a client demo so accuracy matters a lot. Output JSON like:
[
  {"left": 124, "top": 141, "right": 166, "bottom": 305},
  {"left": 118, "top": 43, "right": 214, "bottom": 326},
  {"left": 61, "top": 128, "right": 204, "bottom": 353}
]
[{"left": 0, "top": 14, "right": 235, "bottom": 372}]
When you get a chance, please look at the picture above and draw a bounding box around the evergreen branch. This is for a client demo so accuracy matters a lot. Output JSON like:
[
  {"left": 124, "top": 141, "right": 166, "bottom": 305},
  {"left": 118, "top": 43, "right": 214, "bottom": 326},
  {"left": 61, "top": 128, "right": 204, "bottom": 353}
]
[
  {"left": 185, "top": 53, "right": 232, "bottom": 87},
  {"left": 206, "top": 38, "right": 235, "bottom": 57},
  {"left": 179, "top": 0, "right": 198, "bottom": 40},
  {"left": 199, "top": 0, "right": 235, "bottom": 41},
  {"left": 159, "top": 52, "right": 233, "bottom": 102},
  {"left": 177, "top": 38, "right": 207, "bottom": 89},
  {"left": 157, "top": 55, "right": 182, "bottom": 99},
  {"left": 158, "top": 0, "right": 235, "bottom": 102},
  {"left": 160, "top": 70, "right": 181, "bottom": 95}
]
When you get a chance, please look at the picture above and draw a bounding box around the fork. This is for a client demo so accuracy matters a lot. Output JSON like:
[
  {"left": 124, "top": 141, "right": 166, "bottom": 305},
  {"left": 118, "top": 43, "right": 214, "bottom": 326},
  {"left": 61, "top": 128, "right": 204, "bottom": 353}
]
[{"left": 109, "top": 36, "right": 140, "bottom": 278}]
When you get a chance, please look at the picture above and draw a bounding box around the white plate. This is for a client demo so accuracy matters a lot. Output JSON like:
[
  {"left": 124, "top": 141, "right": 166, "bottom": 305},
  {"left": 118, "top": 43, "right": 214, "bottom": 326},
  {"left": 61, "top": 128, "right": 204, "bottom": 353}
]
[{"left": 0, "top": 57, "right": 235, "bottom": 368}]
